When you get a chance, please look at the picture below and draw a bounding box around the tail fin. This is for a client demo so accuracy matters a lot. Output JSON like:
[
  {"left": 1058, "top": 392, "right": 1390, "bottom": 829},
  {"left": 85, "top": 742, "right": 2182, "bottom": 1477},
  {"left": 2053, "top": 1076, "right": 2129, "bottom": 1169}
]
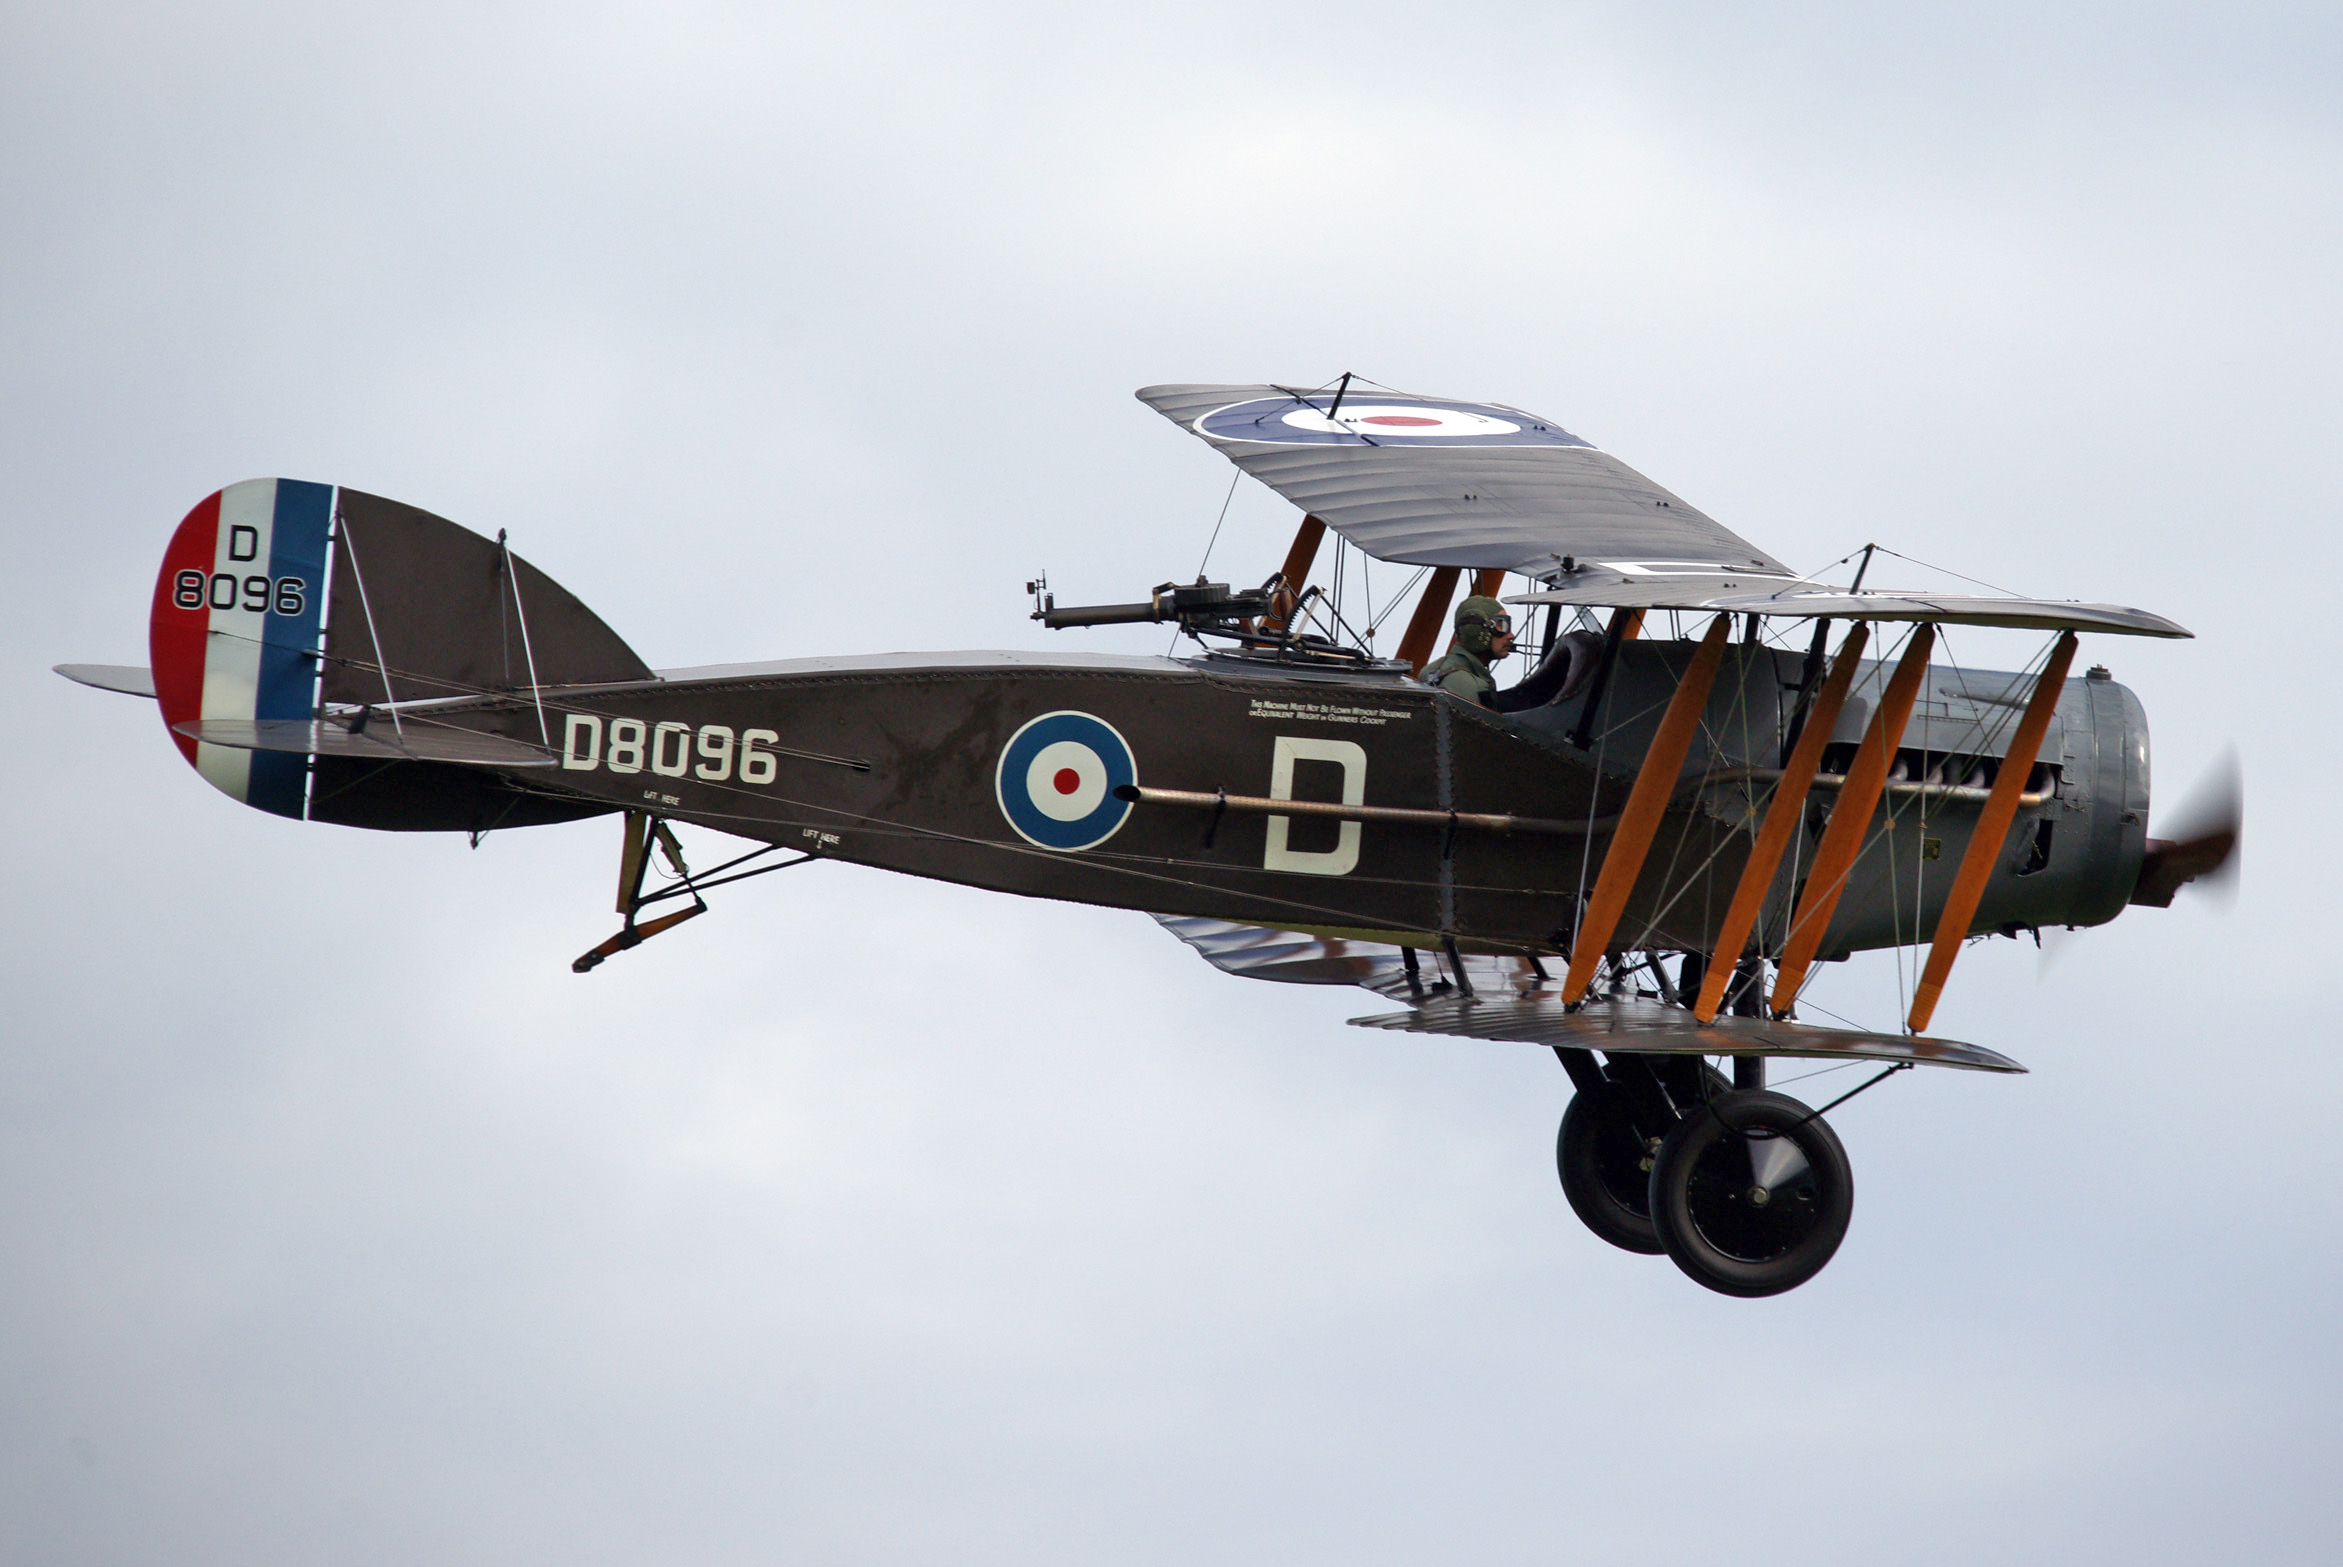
[
  {"left": 318, "top": 487, "right": 650, "bottom": 707},
  {"left": 149, "top": 480, "right": 649, "bottom": 826}
]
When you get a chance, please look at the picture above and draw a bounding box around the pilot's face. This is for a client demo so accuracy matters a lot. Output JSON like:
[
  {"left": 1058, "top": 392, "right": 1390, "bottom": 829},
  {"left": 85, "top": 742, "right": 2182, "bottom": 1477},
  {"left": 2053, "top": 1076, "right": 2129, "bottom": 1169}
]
[{"left": 1490, "top": 629, "right": 1516, "bottom": 659}]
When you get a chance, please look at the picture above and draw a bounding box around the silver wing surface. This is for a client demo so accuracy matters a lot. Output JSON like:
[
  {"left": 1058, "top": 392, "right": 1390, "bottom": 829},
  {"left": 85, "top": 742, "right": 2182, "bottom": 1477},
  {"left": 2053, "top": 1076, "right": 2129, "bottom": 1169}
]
[
  {"left": 1510, "top": 583, "right": 2190, "bottom": 638},
  {"left": 1135, "top": 382, "right": 1797, "bottom": 581},
  {"left": 1154, "top": 915, "right": 2025, "bottom": 1074},
  {"left": 1138, "top": 381, "right": 2187, "bottom": 637}
]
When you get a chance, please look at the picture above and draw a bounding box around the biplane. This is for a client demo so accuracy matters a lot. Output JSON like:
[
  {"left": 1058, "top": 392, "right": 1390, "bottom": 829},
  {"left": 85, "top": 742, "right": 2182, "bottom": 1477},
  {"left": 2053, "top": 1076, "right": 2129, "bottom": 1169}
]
[{"left": 58, "top": 377, "right": 2239, "bottom": 1295}]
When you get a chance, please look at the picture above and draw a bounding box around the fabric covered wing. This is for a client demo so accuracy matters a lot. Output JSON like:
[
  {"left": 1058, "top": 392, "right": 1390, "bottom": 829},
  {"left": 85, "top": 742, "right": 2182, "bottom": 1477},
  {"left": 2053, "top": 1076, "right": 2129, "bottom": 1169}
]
[
  {"left": 1154, "top": 915, "right": 2023, "bottom": 1073},
  {"left": 1135, "top": 382, "right": 1797, "bottom": 579},
  {"left": 1351, "top": 996, "right": 2023, "bottom": 1072},
  {"left": 1510, "top": 583, "right": 2191, "bottom": 639}
]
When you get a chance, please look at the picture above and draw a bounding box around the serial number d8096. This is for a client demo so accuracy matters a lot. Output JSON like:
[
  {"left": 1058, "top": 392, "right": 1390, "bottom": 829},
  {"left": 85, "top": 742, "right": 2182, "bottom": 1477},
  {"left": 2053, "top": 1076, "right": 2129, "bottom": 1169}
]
[
  {"left": 560, "top": 714, "right": 782, "bottom": 785},
  {"left": 174, "top": 569, "right": 307, "bottom": 617}
]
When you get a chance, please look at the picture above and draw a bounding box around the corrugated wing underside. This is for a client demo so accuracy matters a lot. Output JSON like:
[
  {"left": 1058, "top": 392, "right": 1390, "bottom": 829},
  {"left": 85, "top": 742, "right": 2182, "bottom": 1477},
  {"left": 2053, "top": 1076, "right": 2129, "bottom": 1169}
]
[
  {"left": 1154, "top": 915, "right": 2024, "bottom": 1073},
  {"left": 1135, "top": 382, "right": 1794, "bottom": 578}
]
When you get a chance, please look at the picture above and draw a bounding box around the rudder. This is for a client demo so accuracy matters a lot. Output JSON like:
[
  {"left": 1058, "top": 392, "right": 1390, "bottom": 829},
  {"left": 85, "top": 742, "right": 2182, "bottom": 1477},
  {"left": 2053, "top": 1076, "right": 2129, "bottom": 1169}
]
[{"left": 149, "top": 478, "right": 333, "bottom": 818}]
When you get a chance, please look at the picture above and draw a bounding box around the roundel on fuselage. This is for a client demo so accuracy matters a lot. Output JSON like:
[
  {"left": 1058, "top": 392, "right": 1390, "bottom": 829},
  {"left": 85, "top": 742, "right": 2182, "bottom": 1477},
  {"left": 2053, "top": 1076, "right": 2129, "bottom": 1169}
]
[{"left": 995, "top": 711, "right": 1136, "bottom": 851}]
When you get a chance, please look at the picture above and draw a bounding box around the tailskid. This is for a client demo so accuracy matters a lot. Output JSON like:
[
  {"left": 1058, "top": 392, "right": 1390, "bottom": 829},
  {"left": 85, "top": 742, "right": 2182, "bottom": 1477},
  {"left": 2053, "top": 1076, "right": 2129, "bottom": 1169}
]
[{"left": 572, "top": 813, "right": 813, "bottom": 973}]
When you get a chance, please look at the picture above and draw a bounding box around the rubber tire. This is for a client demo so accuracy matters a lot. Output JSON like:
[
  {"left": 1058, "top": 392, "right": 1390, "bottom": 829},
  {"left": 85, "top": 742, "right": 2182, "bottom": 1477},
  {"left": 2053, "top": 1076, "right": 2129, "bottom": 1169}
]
[
  {"left": 1557, "top": 1086, "right": 1666, "bottom": 1255},
  {"left": 1648, "top": 1089, "right": 1853, "bottom": 1297}
]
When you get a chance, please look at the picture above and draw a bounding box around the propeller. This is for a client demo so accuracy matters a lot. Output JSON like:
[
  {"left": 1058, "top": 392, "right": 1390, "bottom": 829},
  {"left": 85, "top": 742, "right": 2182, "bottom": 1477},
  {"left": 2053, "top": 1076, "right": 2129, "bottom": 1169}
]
[{"left": 2130, "top": 747, "right": 2243, "bottom": 909}]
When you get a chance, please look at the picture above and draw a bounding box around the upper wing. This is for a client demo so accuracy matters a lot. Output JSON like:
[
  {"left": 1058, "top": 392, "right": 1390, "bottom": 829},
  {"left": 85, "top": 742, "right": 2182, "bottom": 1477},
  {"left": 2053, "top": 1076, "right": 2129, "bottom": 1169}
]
[
  {"left": 1135, "top": 383, "right": 1796, "bottom": 580},
  {"left": 1138, "top": 381, "right": 2191, "bottom": 638},
  {"left": 1511, "top": 582, "right": 2190, "bottom": 638},
  {"left": 1152, "top": 915, "right": 2024, "bottom": 1073}
]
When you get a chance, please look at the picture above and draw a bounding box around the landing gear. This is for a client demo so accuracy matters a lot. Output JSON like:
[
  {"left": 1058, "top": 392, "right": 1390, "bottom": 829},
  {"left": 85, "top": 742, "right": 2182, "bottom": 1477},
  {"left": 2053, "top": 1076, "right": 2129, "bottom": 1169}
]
[
  {"left": 1555, "top": 1046, "right": 1858, "bottom": 1296},
  {"left": 1556, "top": 1085, "right": 1664, "bottom": 1254},
  {"left": 1648, "top": 1089, "right": 1853, "bottom": 1297},
  {"left": 1553, "top": 1050, "right": 1725, "bottom": 1260}
]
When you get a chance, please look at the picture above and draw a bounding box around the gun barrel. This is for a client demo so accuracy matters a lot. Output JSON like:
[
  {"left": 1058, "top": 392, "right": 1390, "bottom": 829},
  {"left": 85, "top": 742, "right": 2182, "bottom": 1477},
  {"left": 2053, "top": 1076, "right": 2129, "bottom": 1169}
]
[{"left": 1039, "top": 601, "right": 1162, "bottom": 629}]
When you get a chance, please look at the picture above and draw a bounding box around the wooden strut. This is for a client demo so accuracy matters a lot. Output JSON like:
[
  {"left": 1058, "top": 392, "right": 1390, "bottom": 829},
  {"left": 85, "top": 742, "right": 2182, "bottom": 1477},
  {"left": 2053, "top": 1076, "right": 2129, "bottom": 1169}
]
[
  {"left": 1394, "top": 567, "right": 1513, "bottom": 677},
  {"left": 1693, "top": 622, "right": 1871, "bottom": 1022},
  {"left": 1560, "top": 614, "right": 1734, "bottom": 1005},
  {"left": 1768, "top": 623, "right": 1937, "bottom": 1015},
  {"left": 614, "top": 809, "right": 649, "bottom": 914},
  {"left": 576, "top": 811, "right": 705, "bottom": 973},
  {"left": 1906, "top": 631, "right": 2078, "bottom": 1033},
  {"left": 1393, "top": 566, "right": 1461, "bottom": 675},
  {"left": 1257, "top": 514, "right": 1327, "bottom": 636}
]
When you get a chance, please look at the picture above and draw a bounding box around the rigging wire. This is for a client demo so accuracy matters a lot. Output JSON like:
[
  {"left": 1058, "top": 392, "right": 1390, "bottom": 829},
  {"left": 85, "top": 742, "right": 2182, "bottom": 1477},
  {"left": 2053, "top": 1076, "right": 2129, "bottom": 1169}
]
[
  {"left": 1780, "top": 624, "right": 2063, "bottom": 1031},
  {"left": 1864, "top": 544, "right": 2025, "bottom": 598},
  {"left": 1767, "top": 1060, "right": 1861, "bottom": 1088},
  {"left": 1802, "top": 540, "right": 2027, "bottom": 599},
  {"left": 1368, "top": 566, "right": 1432, "bottom": 635},
  {"left": 1193, "top": 468, "right": 1243, "bottom": 580}
]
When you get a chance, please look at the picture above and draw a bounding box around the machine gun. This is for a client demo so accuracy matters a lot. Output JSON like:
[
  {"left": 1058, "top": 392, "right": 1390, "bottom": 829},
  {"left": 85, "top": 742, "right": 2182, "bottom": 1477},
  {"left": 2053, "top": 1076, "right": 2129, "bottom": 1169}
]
[
  {"left": 1027, "top": 571, "right": 1372, "bottom": 660},
  {"left": 1027, "top": 571, "right": 1270, "bottom": 629}
]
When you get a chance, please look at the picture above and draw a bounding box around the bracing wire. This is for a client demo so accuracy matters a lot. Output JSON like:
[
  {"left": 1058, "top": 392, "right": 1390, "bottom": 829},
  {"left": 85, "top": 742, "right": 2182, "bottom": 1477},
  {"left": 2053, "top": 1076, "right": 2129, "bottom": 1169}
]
[
  {"left": 1783, "top": 624, "right": 2065, "bottom": 1033},
  {"left": 1802, "top": 540, "right": 2026, "bottom": 599},
  {"left": 1194, "top": 469, "right": 1242, "bottom": 579}
]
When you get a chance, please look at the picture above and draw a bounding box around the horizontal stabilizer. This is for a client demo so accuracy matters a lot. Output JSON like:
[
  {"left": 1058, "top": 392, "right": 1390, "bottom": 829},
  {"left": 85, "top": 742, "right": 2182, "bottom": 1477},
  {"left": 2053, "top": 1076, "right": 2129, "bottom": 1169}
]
[
  {"left": 174, "top": 718, "right": 557, "bottom": 767},
  {"left": 55, "top": 663, "right": 156, "bottom": 698},
  {"left": 1349, "top": 997, "right": 2024, "bottom": 1073}
]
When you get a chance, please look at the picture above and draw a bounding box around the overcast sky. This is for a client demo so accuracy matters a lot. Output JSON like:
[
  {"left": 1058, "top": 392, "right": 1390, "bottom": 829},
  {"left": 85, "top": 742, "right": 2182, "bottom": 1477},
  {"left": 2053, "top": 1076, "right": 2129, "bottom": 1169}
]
[{"left": 6, "top": 4, "right": 2339, "bottom": 1563}]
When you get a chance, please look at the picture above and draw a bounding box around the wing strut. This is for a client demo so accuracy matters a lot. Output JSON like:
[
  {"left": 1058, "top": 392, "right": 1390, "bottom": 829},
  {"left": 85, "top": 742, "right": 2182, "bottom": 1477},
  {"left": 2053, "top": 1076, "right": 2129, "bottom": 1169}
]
[
  {"left": 1393, "top": 567, "right": 1462, "bottom": 675},
  {"left": 1693, "top": 622, "right": 1871, "bottom": 1021},
  {"left": 1392, "top": 568, "right": 1511, "bottom": 676},
  {"left": 1906, "top": 631, "right": 2078, "bottom": 1031},
  {"left": 1258, "top": 514, "right": 1327, "bottom": 636},
  {"left": 1560, "top": 614, "right": 1734, "bottom": 1004},
  {"left": 1769, "top": 624, "right": 1936, "bottom": 1014}
]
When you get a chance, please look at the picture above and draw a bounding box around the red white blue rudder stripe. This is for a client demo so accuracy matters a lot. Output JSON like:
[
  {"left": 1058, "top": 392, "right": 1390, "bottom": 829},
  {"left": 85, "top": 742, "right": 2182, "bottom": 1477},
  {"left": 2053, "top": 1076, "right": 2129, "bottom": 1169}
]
[
  {"left": 149, "top": 479, "right": 333, "bottom": 818},
  {"left": 995, "top": 711, "right": 1136, "bottom": 851}
]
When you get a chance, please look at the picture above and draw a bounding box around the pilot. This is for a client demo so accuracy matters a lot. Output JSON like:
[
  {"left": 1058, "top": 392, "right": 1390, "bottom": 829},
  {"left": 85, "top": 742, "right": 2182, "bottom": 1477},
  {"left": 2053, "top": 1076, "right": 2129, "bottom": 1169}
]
[{"left": 1420, "top": 595, "right": 1595, "bottom": 713}]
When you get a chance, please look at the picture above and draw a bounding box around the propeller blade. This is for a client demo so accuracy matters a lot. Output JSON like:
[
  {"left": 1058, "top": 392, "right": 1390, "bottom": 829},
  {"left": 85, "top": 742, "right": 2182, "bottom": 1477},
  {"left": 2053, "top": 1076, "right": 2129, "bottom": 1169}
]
[
  {"left": 2131, "top": 747, "right": 2241, "bottom": 908},
  {"left": 1748, "top": 1132, "right": 1812, "bottom": 1194}
]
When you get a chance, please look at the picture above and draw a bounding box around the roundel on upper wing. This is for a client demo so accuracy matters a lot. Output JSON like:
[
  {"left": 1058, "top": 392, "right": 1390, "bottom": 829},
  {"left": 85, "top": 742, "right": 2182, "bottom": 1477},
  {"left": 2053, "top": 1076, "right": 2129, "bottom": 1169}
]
[
  {"left": 995, "top": 711, "right": 1137, "bottom": 851},
  {"left": 1194, "top": 395, "right": 1595, "bottom": 449}
]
